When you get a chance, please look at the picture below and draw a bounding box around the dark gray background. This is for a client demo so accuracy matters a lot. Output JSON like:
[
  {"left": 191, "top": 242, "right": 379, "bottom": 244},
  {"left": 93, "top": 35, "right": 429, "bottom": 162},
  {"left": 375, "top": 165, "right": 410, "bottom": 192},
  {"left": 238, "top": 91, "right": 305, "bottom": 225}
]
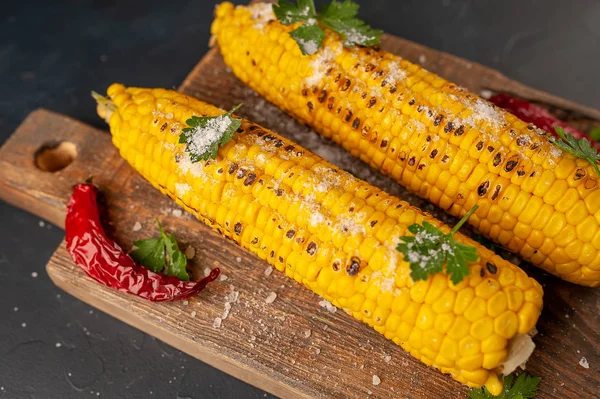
[{"left": 0, "top": 0, "right": 598, "bottom": 398}]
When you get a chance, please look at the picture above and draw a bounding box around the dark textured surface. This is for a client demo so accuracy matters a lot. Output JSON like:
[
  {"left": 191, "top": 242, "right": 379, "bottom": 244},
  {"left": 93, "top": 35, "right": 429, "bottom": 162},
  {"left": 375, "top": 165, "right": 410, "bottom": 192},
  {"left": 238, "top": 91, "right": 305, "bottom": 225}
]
[{"left": 0, "top": 0, "right": 598, "bottom": 398}]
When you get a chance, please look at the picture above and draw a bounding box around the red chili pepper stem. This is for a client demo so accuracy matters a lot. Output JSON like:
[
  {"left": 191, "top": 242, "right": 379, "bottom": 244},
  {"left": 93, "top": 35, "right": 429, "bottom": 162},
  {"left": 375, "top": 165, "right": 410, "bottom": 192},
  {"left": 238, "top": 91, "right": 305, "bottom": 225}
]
[{"left": 65, "top": 183, "right": 219, "bottom": 302}]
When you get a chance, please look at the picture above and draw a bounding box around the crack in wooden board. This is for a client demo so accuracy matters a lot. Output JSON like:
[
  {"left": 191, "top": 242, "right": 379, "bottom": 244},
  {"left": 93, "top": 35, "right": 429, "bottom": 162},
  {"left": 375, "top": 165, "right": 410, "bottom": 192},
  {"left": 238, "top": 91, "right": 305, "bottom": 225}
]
[{"left": 1, "top": 7, "right": 599, "bottom": 398}]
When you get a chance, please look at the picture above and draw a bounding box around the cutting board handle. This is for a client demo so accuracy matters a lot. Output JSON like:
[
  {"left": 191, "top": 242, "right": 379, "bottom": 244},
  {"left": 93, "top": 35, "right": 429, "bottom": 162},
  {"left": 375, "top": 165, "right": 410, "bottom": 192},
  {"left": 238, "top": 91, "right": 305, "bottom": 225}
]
[{"left": 0, "top": 108, "right": 121, "bottom": 228}]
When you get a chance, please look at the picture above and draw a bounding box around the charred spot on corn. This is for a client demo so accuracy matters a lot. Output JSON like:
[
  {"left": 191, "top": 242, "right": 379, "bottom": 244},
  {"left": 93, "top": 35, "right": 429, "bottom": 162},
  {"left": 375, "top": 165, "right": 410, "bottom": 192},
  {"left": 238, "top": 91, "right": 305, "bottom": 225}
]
[
  {"left": 346, "top": 257, "right": 361, "bottom": 276},
  {"left": 234, "top": 222, "right": 243, "bottom": 235},
  {"left": 306, "top": 242, "right": 317, "bottom": 255},
  {"left": 478, "top": 181, "right": 490, "bottom": 196}
]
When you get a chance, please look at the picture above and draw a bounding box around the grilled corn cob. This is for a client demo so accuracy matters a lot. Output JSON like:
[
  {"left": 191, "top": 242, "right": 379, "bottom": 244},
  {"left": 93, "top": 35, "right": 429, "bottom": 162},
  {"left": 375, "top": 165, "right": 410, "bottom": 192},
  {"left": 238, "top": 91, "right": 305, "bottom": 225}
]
[
  {"left": 97, "top": 84, "right": 543, "bottom": 394},
  {"left": 211, "top": 2, "right": 600, "bottom": 287}
]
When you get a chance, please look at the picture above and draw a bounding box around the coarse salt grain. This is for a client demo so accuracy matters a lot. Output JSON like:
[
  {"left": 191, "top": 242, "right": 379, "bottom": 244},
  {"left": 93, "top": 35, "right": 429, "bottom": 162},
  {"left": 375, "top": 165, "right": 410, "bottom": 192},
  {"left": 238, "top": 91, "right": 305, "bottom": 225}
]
[
  {"left": 190, "top": 311, "right": 197, "bottom": 318},
  {"left": 39, "top": 220, "right": 45, "bottom": 228},
  {"left": 579, "top": 357, "right": 589, "bottom": 369},
  {"left": 132, "top": 222, "right": 142, "bottom": 232},
  {"left": 265, "top": 292, "right": 277, "bottom": 304},
  {"left": 384, "top": 355, "right": 392, "bottom": 363},
  {"left": 212, "top": 317, "right": 222, "bottom": 328},
  {"left": 219, "top": 274, "right": 228, "bottom": 281},
  {"left": 372, "top": 375, "right": 381, "bottom": 386},
  {"left": 55, "top": 343, "right": 62, "bottom": 348},
  {"left": 318, "top": 300, "right": 337, "bottom": 313},
  {"left": 185, "top": 246, "right": 195, "bottom": 259},
  {"left": 183, "top": 300, "right": 189, "bottom": 306},
  {"left": 303, "top": 329, "right": 312, "bottom": 338},
  {"left": 236, "top": 257, "right": 242, "bottom": 263},
  {"left": 172, "top": 209, "right": 183, "bottom": 217},
  {"left": 264, "top": 266, "right": 273, "bottom": 277},
  {"left": 203, "top": 267, "right": 211, "bottom": 277},
  {"left": 31, "top": 272, "right": 38, "bottom": 278}
]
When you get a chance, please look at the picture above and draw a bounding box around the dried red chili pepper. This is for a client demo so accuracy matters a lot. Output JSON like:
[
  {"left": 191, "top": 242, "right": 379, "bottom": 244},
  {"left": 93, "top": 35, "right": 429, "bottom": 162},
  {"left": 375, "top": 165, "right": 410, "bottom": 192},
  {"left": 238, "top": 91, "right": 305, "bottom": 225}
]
[
  {"left": 489, "top": 93, "right": 599, "bottom": 148},
  {"left": 65, "top": 183, "right": 219, "bottom": 301}
]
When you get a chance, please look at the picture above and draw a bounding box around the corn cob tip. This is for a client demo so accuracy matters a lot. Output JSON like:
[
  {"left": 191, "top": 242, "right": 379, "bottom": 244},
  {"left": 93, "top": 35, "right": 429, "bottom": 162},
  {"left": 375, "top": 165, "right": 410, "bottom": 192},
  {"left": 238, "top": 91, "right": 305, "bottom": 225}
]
[{"left": 92, "top": 91, "right": 115, "bottom": 123}]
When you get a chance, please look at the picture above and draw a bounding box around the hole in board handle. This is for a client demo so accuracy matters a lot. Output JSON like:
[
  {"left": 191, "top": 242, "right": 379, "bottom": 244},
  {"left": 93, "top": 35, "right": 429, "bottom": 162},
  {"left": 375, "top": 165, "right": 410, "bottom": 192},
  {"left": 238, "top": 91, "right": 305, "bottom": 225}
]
[{"left": 34, "top": 141, "right": 77, "bottom": 172}]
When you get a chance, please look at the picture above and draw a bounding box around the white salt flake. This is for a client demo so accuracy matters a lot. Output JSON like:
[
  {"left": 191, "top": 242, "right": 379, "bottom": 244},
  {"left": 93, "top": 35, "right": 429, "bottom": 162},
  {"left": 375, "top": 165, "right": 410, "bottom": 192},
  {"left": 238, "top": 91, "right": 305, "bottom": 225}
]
[
  {"left": 249, "top": 2, "right": 275, "bottom": 29},
  {"left": 172, "top": 209, "right": 183, "bottom": 217},
  {"left": 187, "top": 114, "right": 233, "bottom": 158},
  {"left": 190, "top": 311, "right": 197, "bottom": 318},
  {"left": 318, "top": 300, "right": 337, "bottom": 313},
  {"left": 315, "top": 348, "right": 321, "bottom": 355},
  {"left": 579, "top": 357, "right": 589, "bottom": 369},
  {"left": 219, "top": 274, "right": 228, "bottom": 281},
  {"left": 303, "top": 329, "right": 312, "bottom": 338},
  {"left": 372, "top": 375, "right": 381, "bottom": 386},
  {"left": 38, "top": 220, "right": 45, "bottom": 228},
  {"left": 185, "top": 246, "right": 195, "bottom": 259},
  {"left": 236, "top": 257, "right": 242, "bottom": 263},
  {"left": 175, "top": 183, "right": 191, "bottom": 197},
  {"left": 13, "top": 307, "right": 18, "bottom": 312},
  {"left": 132, "top": 222, "right": 142, "bottom": 232},
  {"left": 480, "top": 89, "right": 494, "bottom": 99},
  {"left": 31, "top": 272, "right": 38, "bottom": 278},
  {"left": 55, "top": 342, "right": 62, "bottom": 348},
  {"left": 264, "top": 266, "right": 273, "bottom": 277},
  {"left": 265, "top": 292, "right": 277, "bottom": 304},
  {"left": 384, "top": 355, "right": 392, "bottom": 363},
  {"left": 212, "top": 317, "right": 222, "bottom": 328},
  {"left": 203, "top": 267, "right": 211, "bottom": 277},
  {"left": 183, "top": 300, "right": 189, "bottom": 306},
  {"left": 297, "top": 38, "right": 319, "bottom": 56},
  {"left": 21, "top": 322, "right": 26, "bottom": 328}
]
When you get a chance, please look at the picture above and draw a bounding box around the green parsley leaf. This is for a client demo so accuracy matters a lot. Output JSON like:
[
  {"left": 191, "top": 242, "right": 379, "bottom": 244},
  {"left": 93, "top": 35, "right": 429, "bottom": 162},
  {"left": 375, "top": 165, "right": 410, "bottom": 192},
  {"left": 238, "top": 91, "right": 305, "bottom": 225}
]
[
  {"left": 290, "top": 23, "right": 325, "bottom": 55},
  {"left": 396, "top": 205, "right": 479, "bottom": 284},
  {"left": 131, "top": 220, "right": 190, "bottom": 280},
  {"left": 320, "top": 0, "right": 359, "bottom": 20},
  {"left": 319, "top": 1, "right": 382, "bottom": 47},
  {"left": 130, "top": 237, "right": 165, "bottom": 273},
  {"left": 179, "top": 104, "right": 242, "bottom": 163},
  {"left": 468, "top": 373, "right": 541, "bottom": 399},
  {"left": 590, "top": 126, "right": 600, "bottom": 142},
  {"left": 273, "top": 0, "right": 316, "bottom": 25},
  {"left": 551, "top": 126, "right": 600, "bottom": 178},
  {"left": 272, "top": 0, "right": 381, "bottom": 54}
]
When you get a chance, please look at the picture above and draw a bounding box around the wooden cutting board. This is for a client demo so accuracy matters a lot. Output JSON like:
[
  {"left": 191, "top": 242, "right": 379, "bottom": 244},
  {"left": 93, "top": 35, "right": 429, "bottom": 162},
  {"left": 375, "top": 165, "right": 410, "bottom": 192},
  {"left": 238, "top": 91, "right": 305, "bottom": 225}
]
[{"left": 1, "top": 8, "right": 599, "bottom": 399}]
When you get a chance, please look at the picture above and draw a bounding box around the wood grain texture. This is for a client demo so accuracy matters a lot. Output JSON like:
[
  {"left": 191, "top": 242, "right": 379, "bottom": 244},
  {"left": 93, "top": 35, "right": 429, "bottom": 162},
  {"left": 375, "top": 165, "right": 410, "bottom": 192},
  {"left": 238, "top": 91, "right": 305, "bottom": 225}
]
[{"left": 0, "top": 14, "right": 598, "bottom": 399}]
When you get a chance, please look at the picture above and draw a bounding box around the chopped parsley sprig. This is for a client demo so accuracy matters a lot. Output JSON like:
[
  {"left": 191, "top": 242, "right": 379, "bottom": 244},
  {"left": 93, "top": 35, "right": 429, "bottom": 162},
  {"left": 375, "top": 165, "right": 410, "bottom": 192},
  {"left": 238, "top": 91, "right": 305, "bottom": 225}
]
[
  {"left": 131, "top": 220, "right": 189, "bottom": 280},
  {"left": 468, "top": 373, "right": 541, "bottom": 399},
  {"left": 551, "top": 126, "right": 600, "bottom": 178},
  {"left": 273, "top": 0, "right": 382, "bottom": 55},
  {"left": 179, "top": 104, "right": 243, "bottom": 163},
  {"left": 396, "top": 205, "right": 479, "bottom": 284}
]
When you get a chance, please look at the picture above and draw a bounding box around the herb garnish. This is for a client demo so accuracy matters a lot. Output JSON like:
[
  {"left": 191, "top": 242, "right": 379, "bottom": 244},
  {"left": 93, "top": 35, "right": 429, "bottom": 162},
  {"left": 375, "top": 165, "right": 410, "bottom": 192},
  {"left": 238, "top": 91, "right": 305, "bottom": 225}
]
[
  {"left": 131, "top": 220, "right": 189, "bottom": 281},
  {"left": 468, "top": 373, "right": 541, "bottom": 399},
  {"left": 179, "top": 104, "right": 243, "bottom": 163},
  {"left": 396, "top": 205, "right": 479, "bottom": 284},
  {"left": 551, "top": 126, "right": 600, "bottom": 178},
  {"left": 273, "top": 0, "right": 382, "bottom": 55}
]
